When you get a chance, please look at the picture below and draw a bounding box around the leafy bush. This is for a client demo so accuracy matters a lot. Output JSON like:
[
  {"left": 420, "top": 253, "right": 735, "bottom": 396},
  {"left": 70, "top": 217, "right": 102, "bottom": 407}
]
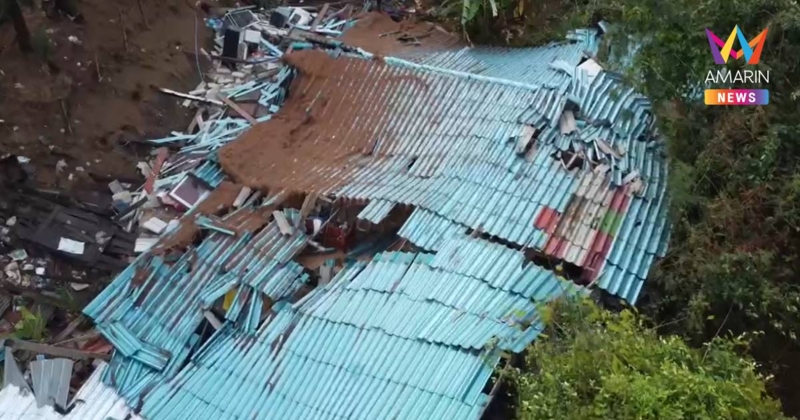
[
  {"left": 594, "top": 0, "right": 800, "bottom": 361},
  {"left": 510, "top": 299, "right": 788, "bottom": 420}
]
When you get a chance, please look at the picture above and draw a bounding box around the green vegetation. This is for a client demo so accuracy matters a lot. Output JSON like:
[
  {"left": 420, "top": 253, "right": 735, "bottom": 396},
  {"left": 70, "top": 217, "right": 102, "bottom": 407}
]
[
  {"left": 13, "top": 307, "right": 45, "bottom": 341},
  {"left": 438, "top": 0, "right": 800, "bottom": 415},
  {"left": 591, "top": 2, "right": 800, "bottom": 409},
  {"left": 508, "top": 298, "right": 787, "bottom": 420}
]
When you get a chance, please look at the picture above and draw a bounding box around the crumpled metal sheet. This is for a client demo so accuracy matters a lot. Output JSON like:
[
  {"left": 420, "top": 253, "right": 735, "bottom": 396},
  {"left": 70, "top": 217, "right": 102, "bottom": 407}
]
[{"left": 137, "top": 237, "right": 585, "bottom": 420}]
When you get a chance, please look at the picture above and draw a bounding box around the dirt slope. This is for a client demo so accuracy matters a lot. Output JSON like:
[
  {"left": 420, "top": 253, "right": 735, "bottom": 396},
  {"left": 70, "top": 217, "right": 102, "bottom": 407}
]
[{"left": 0, "top": 0, "right": 212, "bottom": 186}]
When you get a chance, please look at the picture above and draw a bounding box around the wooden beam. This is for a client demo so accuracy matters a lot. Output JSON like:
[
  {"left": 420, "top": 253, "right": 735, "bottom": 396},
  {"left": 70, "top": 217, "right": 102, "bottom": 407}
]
[
  {"left": 272, "top": 210, "right": 294, "bottom": 236},
  {"left": 217, "top": 94, "right": 257, "bottom": 125},
  {"left": 156, "top": 87, "right": 224, "bottom": 106},
  {"left": 310, "top": 3, "right": 329, "bottom": 30},
  {"left": 4, "top": 338, "right": 112, "bottom": 361}
]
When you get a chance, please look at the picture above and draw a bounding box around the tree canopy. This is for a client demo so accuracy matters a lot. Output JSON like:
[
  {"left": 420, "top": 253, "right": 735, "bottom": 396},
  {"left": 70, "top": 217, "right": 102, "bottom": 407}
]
[{"left": 511, "top": 299, "right": 788, "bottom": 420}]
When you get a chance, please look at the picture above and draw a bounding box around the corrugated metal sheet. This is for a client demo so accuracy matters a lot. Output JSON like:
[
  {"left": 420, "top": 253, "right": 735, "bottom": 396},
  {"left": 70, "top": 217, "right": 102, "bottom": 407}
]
[
  {"left": 160, "top": 26, "right": 666, "bottom": 305},
  {"left": 252, "top": 44, "right": 668, "bottom": 303},
  {"left": 432, "top": 236, "right": 583, "bottom": 300},
  {"left": 83, "top": 208, "right": 310, "bottom": 401},
  {"left": 79, "top": 26, "right": 671, "bottom": 418},
  {"left": 356, "top": 198, "right": 396, "bottom": 224},
  {"left": 0, "top": 294, "right": 10, "bottom": 317},
  {"left": 397, "top": 207, "right": 468, "bottom": 251},
  {"left": 134, "top": 237, "right": 583, "bottom": 420},
  {"left": 0, "top": 362, "right": 143, "bottom": 420},
  {"left": 3, "top": 348, "right": 29, "bottom": 390},
  {"left": 410, "top": 29, "right": 598, "bottom": 88},
  {"left": 31, "top": 358, "right": 74, "bottom": 409}
]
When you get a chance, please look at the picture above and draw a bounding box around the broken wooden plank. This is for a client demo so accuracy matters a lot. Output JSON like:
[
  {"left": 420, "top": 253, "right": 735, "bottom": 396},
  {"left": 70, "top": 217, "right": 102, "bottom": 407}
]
[
  {"left": 298, "top": 192, "right": 318, "bottom": 227},
  {"left": 156, "top": 87, "right": 224, "bottom": 106},
  {"left": 50, "top": 315, "right": 86, "bottom": 343},
  {"left": 118, "top": 7, "right": 129, "bottom": 52},
  {"left": 310, "top": 3, "right": 329, "bottom": 30},
  {"left": 187, "top": 108, "right": 204, "bottom": 133},
  {"left": 218, "top": 94, "right": 257, "bottom": 124},
  {"left": 143, "top": 148, "right": 169, "bottom": 194},
  {"left": 272, "top": 211, "right": 294, "bottom": 235},
  {"left": 203, "top": 310, "right": 223, "bottom": 330},
  {"left": 233, "top": 186, "right": 252, "bottom": 208},
  {"left": 325, "top": 4, "right": 352, "bottom": 24},
  {"left": 137, "top": 0, "right": 150, "bottom": 28},
  {"left": 4, "top": 338, "right": 112, "bottom": 361}
]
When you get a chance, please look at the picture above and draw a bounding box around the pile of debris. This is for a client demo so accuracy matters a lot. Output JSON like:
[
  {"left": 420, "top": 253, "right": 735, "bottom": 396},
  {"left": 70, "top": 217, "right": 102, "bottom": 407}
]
[
  {"left": 0, "top": 155, "right": 138, "bottom": 339},
  {"left": 119, "top": 4, "right": 369, "bottom": 255},
  {"left": 0, "top": 7, "right": 374, "bottom": 412},
  {"left": 0, "top": 4, "right": 671, "bottom": 420}
]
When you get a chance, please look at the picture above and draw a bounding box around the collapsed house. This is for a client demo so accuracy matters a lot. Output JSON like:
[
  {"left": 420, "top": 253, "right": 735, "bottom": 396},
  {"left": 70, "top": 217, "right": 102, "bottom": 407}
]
[{"left": 0, "top": 8, "right": 669, "bottom": 420}]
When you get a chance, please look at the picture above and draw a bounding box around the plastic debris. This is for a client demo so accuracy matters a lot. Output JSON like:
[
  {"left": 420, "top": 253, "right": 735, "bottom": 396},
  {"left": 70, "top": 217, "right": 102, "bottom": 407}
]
[
  {"left": 9, "top": 249, "right": 28, "bottom": 261},
  {"left": 142, "top": 217, "right": 168, "bottom": 234},
  {"left": 57, "top": 238, "right": 85, "bottom": 255}
]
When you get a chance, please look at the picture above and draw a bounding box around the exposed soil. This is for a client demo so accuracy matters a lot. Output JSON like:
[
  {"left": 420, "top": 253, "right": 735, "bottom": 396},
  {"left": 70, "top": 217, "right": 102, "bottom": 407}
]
[
  {"left": 218, "top": 49, "right": 417, "bottom": 193},
  {"left": 0, "top": 0, "right": 212, "bottom": 188},
  {"left": 338, "top": 11, "right": 462, "bottom": 58}
]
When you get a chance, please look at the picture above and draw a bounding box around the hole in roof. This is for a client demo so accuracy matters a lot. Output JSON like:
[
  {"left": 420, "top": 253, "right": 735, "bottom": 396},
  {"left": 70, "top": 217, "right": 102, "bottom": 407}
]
[
  {"left": 406, "top": 156, "right": 418, "bottom": 171},
  {"left": 561, "top": 150, "right": 584, "bottom": 171}
]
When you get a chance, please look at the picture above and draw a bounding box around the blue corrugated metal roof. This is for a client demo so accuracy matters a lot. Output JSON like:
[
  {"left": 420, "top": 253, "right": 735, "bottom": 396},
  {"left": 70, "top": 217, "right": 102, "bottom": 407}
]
[
  {"left": 83, "top": 208, "right": 310, "bottom": 401},
  {"left": 81, "top": 24, "right": 671, "bottom": 418},
  {"left": 249, "top": 49, "right": 667, "bottom": 302},
  {"left": 336, "top": 27, "right": 668, "bottom": 304},
  {"left": 129, "top": 236, "right": 582, "bottom": 419},
  {"left": 410, "top": 29, "right": 598, "bottom": 88},
  {"left": 397, "top": 207, "right": 468, "bottom": 251},
  {"left": 356, "top": 198, "right": 396, "bottom": 224}
]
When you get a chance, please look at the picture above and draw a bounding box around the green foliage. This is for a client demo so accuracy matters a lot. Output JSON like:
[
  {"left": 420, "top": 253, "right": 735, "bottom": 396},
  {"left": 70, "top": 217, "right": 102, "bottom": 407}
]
[
  {"left": 509, "top": 298, "right": 788, "bottom": 420},
  {"left": 433, "top": 0, "right": 800, "bottom": 411},
  {"left": 589, "top": 0, "right": 800, "bottom": 351},
  {"left": 434, "top": 0, "right": 594, "bottom": 45},
  {"left": 14, "top": 307, "right": 45, "bottom": 341}
]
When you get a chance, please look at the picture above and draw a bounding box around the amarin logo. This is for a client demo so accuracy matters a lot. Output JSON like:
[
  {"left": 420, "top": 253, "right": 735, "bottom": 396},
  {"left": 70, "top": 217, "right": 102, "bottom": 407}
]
[
  {"left": 705, "top": 26, "right": 768, "bottom": 64},
  {"left": 703, "top": 26, "right": 770, "bottom": 105}
]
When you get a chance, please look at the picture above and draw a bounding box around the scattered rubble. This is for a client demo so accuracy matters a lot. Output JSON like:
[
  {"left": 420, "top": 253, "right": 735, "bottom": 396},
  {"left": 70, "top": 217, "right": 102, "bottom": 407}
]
[{"left": 0, "top": 4, "right": 671, "bottom": 420}]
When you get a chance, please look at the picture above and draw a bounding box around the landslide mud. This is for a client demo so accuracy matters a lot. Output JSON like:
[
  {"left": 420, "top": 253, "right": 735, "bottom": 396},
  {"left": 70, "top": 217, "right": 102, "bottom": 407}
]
[
  {"left": 338, "top": 12, "right": 463, "bottom": 58},
  {"left": 218, "top": 50, "right": 430, "bottom": 194}
]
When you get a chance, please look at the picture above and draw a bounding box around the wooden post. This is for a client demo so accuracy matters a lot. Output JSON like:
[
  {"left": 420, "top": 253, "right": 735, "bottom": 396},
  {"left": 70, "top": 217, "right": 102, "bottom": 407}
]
[
  {"left": 137, "top": 0, "right": 150, "bottom": 28},
  {"left": 118, "top": 7, "right": 129, "bottom": 52}
]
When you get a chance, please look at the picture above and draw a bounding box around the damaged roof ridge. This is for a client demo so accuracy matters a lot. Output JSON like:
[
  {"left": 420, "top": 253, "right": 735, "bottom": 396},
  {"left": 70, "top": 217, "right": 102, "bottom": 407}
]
[
  {"left": 380, "top": 55, "right": 546, "bottom": 92},
  {"left": 286, "top": 49, "right": 546, "bottom": 93}
]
